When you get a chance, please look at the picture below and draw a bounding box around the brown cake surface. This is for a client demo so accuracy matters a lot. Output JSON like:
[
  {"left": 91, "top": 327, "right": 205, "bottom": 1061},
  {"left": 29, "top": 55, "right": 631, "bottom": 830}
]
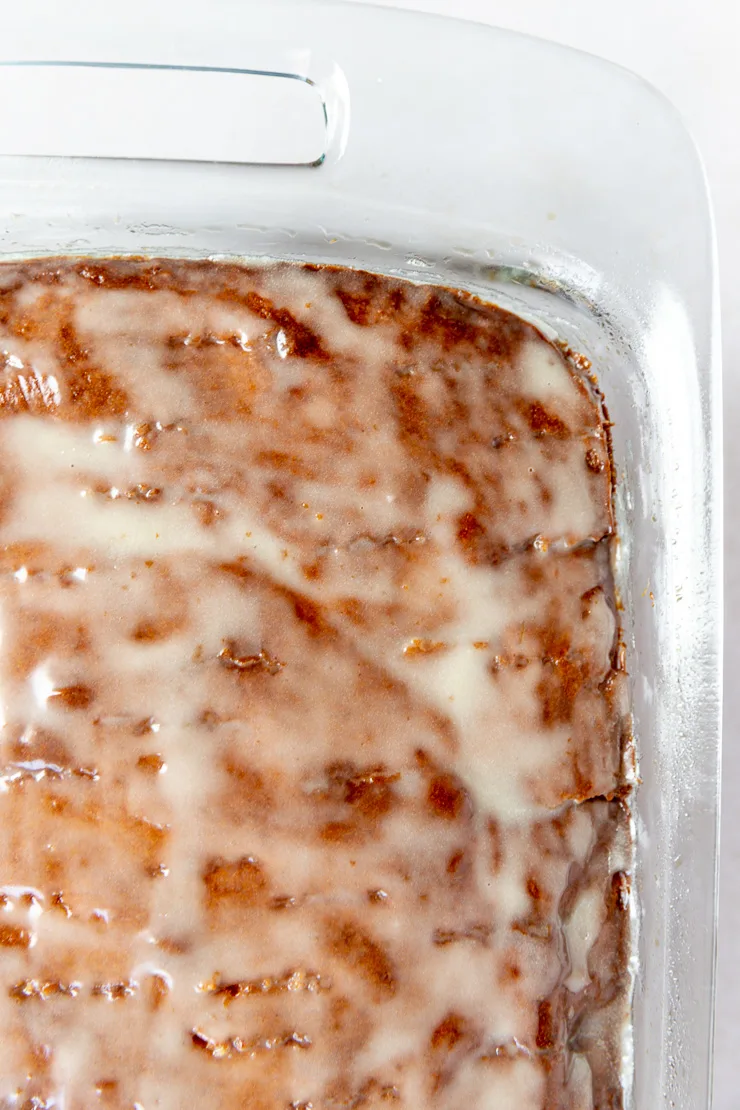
[{"left": 0, "top": 259, "right": 631, "bottom": 1109}]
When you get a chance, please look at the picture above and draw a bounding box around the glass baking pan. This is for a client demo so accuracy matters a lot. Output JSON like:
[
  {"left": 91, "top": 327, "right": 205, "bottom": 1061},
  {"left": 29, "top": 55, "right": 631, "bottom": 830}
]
[{"left": 0, "top": 1, "right": 722, "bottom": 1107}]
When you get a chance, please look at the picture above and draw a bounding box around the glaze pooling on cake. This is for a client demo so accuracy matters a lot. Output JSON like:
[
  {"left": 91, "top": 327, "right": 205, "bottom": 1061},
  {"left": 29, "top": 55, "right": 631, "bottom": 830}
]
[{"left": 0, "top": 259, "right": 631, "bottom": 1110}]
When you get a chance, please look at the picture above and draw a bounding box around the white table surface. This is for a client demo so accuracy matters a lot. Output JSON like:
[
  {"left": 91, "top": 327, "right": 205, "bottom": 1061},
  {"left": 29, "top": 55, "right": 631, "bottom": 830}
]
[{"left": 343, "top": 1, "right": 737, "bottom": 1105}]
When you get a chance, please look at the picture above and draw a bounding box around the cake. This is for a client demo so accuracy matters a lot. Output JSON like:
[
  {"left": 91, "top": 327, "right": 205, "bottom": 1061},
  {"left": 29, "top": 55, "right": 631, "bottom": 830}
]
[{"left": 0, "top": 259, "right": 632, "bottom": 1109}]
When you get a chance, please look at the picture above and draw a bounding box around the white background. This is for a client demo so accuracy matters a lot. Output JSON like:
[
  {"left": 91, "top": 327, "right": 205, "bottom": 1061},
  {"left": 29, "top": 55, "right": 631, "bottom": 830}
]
[{"left": 345, "top": 0, "right": 736, "bottom": 1104}]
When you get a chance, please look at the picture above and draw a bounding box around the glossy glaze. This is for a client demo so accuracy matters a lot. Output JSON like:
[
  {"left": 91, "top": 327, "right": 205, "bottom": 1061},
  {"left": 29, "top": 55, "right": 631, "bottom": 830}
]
[{"left": 0, "top": 260, "right": 630, "bottom": 1110}]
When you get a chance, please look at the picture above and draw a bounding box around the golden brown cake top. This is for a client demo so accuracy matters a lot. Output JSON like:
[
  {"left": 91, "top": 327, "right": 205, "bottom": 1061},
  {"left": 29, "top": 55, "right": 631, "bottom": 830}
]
[{"left": 0, "top": 259, "right": 630, "bottom": 1110}]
